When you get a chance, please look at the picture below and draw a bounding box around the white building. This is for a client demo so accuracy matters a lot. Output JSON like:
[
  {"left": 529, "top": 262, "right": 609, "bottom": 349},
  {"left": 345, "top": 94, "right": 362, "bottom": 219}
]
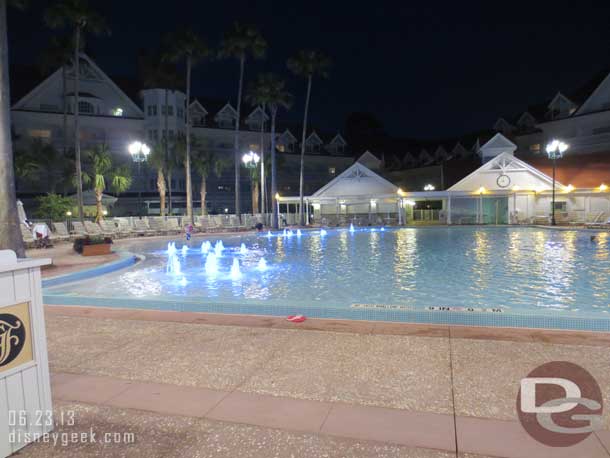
[{"left": 11, "top": 53, "right": 352, "bottom": 214}]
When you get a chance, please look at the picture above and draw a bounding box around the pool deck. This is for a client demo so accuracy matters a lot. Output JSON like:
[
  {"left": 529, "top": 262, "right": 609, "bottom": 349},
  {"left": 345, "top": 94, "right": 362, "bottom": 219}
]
[
  {"left": 16, "top": 304, "right": 610, "bottom": 457},
  {"left": 19, "top": 233, "right": 610, "bottom": 457}
]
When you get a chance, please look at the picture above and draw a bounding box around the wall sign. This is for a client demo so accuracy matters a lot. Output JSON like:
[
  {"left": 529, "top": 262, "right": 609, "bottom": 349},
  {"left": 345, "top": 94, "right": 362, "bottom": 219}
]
[{"left": 0, "top": 302, "right": 33, "bottom": 373}]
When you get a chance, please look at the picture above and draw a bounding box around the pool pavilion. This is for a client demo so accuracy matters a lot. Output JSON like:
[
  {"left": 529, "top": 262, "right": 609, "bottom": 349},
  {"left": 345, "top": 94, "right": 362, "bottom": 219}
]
[{"left": 278, "top": 134, "right": 610, "bottom": 226}]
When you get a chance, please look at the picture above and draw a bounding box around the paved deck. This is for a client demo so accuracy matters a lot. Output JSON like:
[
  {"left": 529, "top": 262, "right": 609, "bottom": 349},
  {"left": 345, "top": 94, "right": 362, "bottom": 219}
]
[{"left": 16, "top": 306, "right": 610, "bottom": 457}]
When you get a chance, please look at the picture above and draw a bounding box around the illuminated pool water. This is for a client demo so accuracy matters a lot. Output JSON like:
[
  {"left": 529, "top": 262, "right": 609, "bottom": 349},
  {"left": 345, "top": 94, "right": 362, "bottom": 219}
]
[{"left": 44, "top": 227, "right": 610, "bottom": 329}]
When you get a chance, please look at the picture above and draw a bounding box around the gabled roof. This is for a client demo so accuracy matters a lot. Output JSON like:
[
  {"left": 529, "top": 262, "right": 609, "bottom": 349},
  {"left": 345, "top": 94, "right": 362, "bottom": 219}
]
[
  {"left": 278, "top": 129, "right": 298, "bottom": 144},
  {"left": 493, "top": 117, "right": 514, "bottom": 132},
  {"left": 246, "top": 105, "right": 269, "bottom": 122},
  {"left": 479, "top": 133, "right": 517, "bottom": 157},
  {"left": 356, "top": 150, "right": 382, "bottom": 167},
  {"left": 312, "top": 161, "right": 398, "bottom": 198},
  {"left": 448, "top": 152, "right": 563, "bottom": 192},
  {"left": 574, "top": 70, "right": 610, "bottom": 116},
  {"left": 329, "top": 133, "right": 347, "bottom": 145},
  {"left": 214, "top": 102, "right": 238, "bottom": 118},
  {"left": 305, "top": 131, "right": 324, "bottom": 144},
  {"left": 517, "top": 111, "right": 536, "bottom": 127},
  {"left": 451, "top": 142, "right": 469, "bottom": 157},
  {"left": 12, "top": 53, "right": 143, "bottom": 117},
  {"left": 547, "top": 92, "right": 577, "bottom": 111},
  {"left": 189, "top": 99, "right": 208, "bottom": 115}
]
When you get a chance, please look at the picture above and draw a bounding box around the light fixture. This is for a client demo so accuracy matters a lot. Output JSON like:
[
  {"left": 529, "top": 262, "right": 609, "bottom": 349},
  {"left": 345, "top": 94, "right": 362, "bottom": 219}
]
[
  {"left": 565, "top": 184, "right": 574, "bottom": 193},
  {"left": 242, "top": 151, "right": 260, "bottom": 168},
  {"left": 512, "top": 185, "right": 521, "bottom": 192},
  {"left": 275, "top": 193, "right": 280, "bottom": 200},
  {"left": 102, "top": 210, "right": 108, "bottom": 216},
  {"left": 600, "top": 184, "right": 609, "bottom": 192},
  {"left": 424, "top": 184, "right": 435, "bottom": 191},
  {"left": 397, "top": 188, "right": 404, "bottom": 196},
  {"left": 477, "top": 187, "right": 486, "bottom": 195},
  {"left": 545, "top": 139, "right": 568, "bottom": 226},
  {"left": 129, "top": 141, "right": 150, "bottom": 162},
  {"left": 404, "top": 199, "right": 416, "bottom": 206},
  {"left": 224, "top": 208, "right": 229, "bottom": 213},
  {"left": 66, "top": 211, "right": 72, "bottom": 216}
]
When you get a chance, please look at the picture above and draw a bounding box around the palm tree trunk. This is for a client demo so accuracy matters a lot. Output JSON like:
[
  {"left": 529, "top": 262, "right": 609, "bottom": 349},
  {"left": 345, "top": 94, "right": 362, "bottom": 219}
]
[
  {"left": 165, "top": 89, "right": 172, "bottom": 215},
  {"left": 259, "top": 102, "right": 266, "bottom": 215},
  {"left": 0, "top": 0, "right": 25, "bottom": 257},
  {"left": 95, "top": 189, "right": 103, "bottom": 222},
  {"left": 233, "top": 55, "right": 245, "bottom": 219},
  {"left": 185, "top": 56, "right": 193, "bottom": 224},
  {"left": 157, "top": 168, "right": 166, "bottom": 217},
  {"left": 270, "top": 106, "right": 278, "bottom": 229},
  {"left": 200, "top": 175, "right": 207, "bottom": 216},
  {"left": 62, "top": 64, "right": 67, "bottom": 157},
  {"left": 298, "top": 75, "right": 312, "bottom": 226},
  {"left": 74, "top": 26, "right": 84, "bottom": 222},
  {"left": 252, "top": 178, "right": 259, "bottom": 217}
]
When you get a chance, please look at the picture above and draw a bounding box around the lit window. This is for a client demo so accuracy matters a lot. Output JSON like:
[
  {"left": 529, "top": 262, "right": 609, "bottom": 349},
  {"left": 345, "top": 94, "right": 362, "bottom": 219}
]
[
  {"left": 529, "top": 144, "right": 541, "bottom": 153},
  {"left": 329, "top": 167, "right": 336, "bottom": 175},
  {"left": 277, "top": 144, "right": 285, "bottom": 152},
  {"left": 112, "top": 107, "right": 123, "bottom": 116},
  {"left": 29, "top": 129, "right": 51, "bottom": 139}
]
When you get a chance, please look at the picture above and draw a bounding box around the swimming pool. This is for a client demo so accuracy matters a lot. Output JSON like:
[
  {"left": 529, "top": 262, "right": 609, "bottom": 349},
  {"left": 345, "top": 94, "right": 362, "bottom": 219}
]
[{"left": 44, "top": 226, "right": 610, "bottom": 331}]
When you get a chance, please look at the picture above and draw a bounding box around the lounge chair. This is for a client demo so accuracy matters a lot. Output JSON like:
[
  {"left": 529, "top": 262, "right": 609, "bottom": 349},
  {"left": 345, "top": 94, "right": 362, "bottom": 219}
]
[
  {"left": 20, "top": 224, "right": 37, "bottom": 248},
  {"left": 148, "top": 217, "right": 170, "bottom": 235},
  {"left": 99, "top": 220, "right": 123, "bottom": 238},
  {"left": 133, "top": 218, "right": 155, "bottom": 236},
  {"left": 53, "top": 222, "right": 72, "bottom": 240},
  {"left": 114, "top": 218, "right": 136, "bottom": 237},
  {"left": 71, "top": 221, "right": 88, "bottom": 236},
  {"left": 166, "top": 218, "right": 182, "bottom": 234},
  {"left": 45, "top": 223, "right": 69, "bottom": 242},
  {"left": 84, "top": 221, "right": 109, "bottom": 237}
]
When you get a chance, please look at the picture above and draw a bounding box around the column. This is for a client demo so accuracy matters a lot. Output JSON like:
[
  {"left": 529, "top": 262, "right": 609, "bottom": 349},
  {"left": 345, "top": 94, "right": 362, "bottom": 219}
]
[
  {"left": 305, "top": 199, "right": 310, "bottom": 226},
  {"left": 447, "top": 193, "right": 452, "bottom": 225}
]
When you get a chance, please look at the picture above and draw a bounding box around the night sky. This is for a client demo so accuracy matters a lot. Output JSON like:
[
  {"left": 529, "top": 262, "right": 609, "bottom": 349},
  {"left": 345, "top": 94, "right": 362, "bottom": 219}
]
[{"left": 8, "top": 1, "right": 610, "bottom": 140}]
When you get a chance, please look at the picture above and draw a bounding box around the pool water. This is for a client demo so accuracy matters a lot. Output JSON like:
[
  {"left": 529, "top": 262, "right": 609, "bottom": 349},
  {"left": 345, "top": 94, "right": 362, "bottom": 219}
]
[{"left": 45, "top": 227, "right": 610, "bottom": 319}]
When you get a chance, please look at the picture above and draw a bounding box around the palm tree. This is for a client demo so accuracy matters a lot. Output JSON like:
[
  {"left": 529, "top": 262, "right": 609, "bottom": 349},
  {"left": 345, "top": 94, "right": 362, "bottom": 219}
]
[
  {"left": 163, "top": 28, "right": 210, "bottom": 224},
  {"left": 39, "top": 34, "right": 77, "bottom": 157},
  {"left": 15, "top": 139, "right": 63, "bottom": 193},
  {"left": 218, "top": 22, "right": 266, "bottom": 218},
  {"left": 192, "top": 146, "right": 226, "bottom": 216},
  {"left": 83, "top": 145, "right": 132, "bottom": 222},
  {"left": 45, "top": 0, "right": 108, "bottom": 223},
  {"left": 141, "top": 52, "right": 181, "bottom": 215},
  {"left": 287, "top": 50, "right": 331, "bottom": 226},
  {"left": 0, "top": 0, "right": 25, "bottom": 256},
  {"left": 246, "top": 74, "right": 292, "bottom": 229},
  {"left": 148, "top": 142, "right": 168, "bottom": 217}
]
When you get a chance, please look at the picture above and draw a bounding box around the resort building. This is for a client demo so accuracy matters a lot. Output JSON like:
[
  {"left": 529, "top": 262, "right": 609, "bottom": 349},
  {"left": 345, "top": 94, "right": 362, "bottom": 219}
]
[
  {"left": 282, "top": 133, "right": 610, "bottom": 226},
  {"left": 11, "top": 54, "right": 352, "bottom": 215}
]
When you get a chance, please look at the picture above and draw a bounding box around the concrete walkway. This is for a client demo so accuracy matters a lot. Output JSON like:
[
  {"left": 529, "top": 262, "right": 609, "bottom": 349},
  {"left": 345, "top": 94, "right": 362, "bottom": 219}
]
[{"left": 16, "top": 306, "right": 610, "bottom": 457}]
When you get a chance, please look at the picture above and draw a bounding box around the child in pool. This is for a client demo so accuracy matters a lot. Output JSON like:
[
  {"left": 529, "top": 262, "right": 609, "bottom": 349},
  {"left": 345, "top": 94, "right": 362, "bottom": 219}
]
[{"left": 185, "top": 223, "right": 194, "bottom": 241}]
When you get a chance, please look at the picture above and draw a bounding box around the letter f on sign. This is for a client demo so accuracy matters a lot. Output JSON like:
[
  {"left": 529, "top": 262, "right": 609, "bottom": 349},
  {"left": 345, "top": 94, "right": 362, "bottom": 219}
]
[{"left": 520, "top": 378, "right": 581, "bottom": 413}]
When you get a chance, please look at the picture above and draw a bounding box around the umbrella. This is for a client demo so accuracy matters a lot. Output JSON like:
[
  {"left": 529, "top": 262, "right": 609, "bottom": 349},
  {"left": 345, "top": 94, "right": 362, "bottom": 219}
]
[{"left": 16, "top": 200, "right": 27, "bottom": 223}]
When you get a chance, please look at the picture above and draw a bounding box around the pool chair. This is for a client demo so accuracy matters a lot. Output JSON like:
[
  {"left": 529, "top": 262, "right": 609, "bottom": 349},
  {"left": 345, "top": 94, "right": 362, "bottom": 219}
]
[
  {"left": 71, "top": 221, "right": 88, "bottom": 237},
  {"left": 98, "top": 220, "right": 123, "bottom": 238},
  {"left": 53, "top": 222, "right": 73, "bottom": 240},
  {"left": 165, "top": 218, "right": 182, "bottom": 234},
  {"left": 20, "top": 224, "right": 37, "bottom": 248},
  {"left": 45, "top": 223, "right": 69, "bottom": 242},
  {"left": 147, "top": 217, "right": 169, "bottom": 235},
  {"left": 585, "top": 212, "right": 608, "bottom": 228},
  {"left": 133, "top": 218, "right": 155, "bottom": 236},
  {"left": 114, "top": 218, "right": 136, "bottom": 237},
  {"left": 84, "top": 220, "right": 110, "bottom": 237}
]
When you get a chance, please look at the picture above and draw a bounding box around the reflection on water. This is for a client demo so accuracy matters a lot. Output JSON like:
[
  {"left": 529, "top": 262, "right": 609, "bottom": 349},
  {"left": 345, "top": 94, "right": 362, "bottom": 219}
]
[{"left": 48, "top": 227, "right": 610, "bottom": 314}]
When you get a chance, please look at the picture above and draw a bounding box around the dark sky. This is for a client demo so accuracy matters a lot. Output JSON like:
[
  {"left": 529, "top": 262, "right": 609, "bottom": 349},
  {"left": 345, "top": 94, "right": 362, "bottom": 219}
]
[{"left": 8, "top": 1, "right": 610, "bottom": 140}]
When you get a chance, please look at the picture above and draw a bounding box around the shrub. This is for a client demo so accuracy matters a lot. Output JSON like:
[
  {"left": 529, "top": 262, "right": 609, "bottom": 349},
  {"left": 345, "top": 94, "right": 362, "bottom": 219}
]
[
  {"left": 73, "top": 236, "right": 113, "bottom": 254},
  {"left": 35, "top": 194, "right": 74, "bottom": 221}
]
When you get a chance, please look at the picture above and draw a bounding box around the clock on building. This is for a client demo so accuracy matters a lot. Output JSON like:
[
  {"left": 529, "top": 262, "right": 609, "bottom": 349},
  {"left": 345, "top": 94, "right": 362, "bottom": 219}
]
[{"left": 496, "top": 174, "right": 511, "bottom": 188}]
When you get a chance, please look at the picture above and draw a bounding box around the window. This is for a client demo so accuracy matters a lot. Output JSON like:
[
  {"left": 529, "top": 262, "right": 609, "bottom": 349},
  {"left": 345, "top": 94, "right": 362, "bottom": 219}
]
[
  {"left": 29, "top": 129, "right": 51, "bottom": 139},
  {"left": 168, "top": 106, "right": 174, "bottom": 116},
  {"left": 112, "top": 107, "right": 123, "bottom": 116},
  {"left": 328, "top": 167, "right": 336, "bottom": 175},
  {"left": 552, "top": 201, "right": 567, "bottom": 212},
  {"left": 169, "top": 130, "right": 175, "bottom": 140},
  {"left": 177, "top": 107, "right": 183, "bottom": 119},
  {"left": 287, "top": 143, "right": 294, "bottom": 152},
  {"left": 529, "top": 144, "right": 541, "bottom": 153},
  {"left": 78, "top": 101, "right": 94, "bottom": 114},
  {"left": 277, "top": 144, "right": 285, "bottom": 152}
]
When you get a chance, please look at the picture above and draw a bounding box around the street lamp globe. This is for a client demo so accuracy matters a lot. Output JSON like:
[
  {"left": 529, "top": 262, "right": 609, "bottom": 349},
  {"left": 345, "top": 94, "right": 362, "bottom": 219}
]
[
  {"left": 545, "top": 139, "right": 568, "bottom": 226},
  {"left": 242, "top": 151, "right": 260, "bottom": 168}
]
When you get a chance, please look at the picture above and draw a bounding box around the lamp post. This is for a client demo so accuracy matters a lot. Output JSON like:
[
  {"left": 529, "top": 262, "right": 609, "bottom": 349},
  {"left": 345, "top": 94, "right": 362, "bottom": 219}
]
[
  {"left": 128, "top": 141, "right": 150, "bottom": 216},
  {"left": 545, "top": 139, "right": 568, "bottom": 226},
  {"left": 242, "top": 151, "right": 260, "bottom": 215}
]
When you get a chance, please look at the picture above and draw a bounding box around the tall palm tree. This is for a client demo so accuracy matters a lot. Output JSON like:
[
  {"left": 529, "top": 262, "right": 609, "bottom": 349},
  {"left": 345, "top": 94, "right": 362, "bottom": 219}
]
[
  {"left": 287, "top": 50, "right": 331, "bottom": 225},
  {"left": 218, "top": 22, "right": 266, "bottom": 218},
  {"left": 0, "top": 0, "right": 25, "bottom": 256},
  {"left": 246, "top": 84, "right": 269, "bottom": 215},
  {"left": 83, "top": 145, "right": 132, "bottom": 222},
  {"left": 148, "top": 142, "right": 168, "bottom": 217},
  {"left": 45, "top": 0, "right": 108, "bottom": 223},
  {"left": 192, "top": 146, "right": 226, "bottom": 216},
  {"left": 163, "top": 28, "right": 210, "bottom": 224},
  {"left": 246, "top": 74, "right": 292, "bottom": 229},
  {"left": 39, "top": 34, "right": 78, "bottom": 157},
  {"left": 141, "top": 52, "right": 181, "bottom": 215}
]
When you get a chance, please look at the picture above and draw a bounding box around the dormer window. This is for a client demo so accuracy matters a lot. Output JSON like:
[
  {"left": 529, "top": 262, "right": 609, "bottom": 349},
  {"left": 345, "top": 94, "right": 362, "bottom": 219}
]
[
  {"left": 79, "top": 101, "right": 94, "bottom": 114},
  {"left": 218, "top": 117, "right": 234, "bottom": 128}
]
